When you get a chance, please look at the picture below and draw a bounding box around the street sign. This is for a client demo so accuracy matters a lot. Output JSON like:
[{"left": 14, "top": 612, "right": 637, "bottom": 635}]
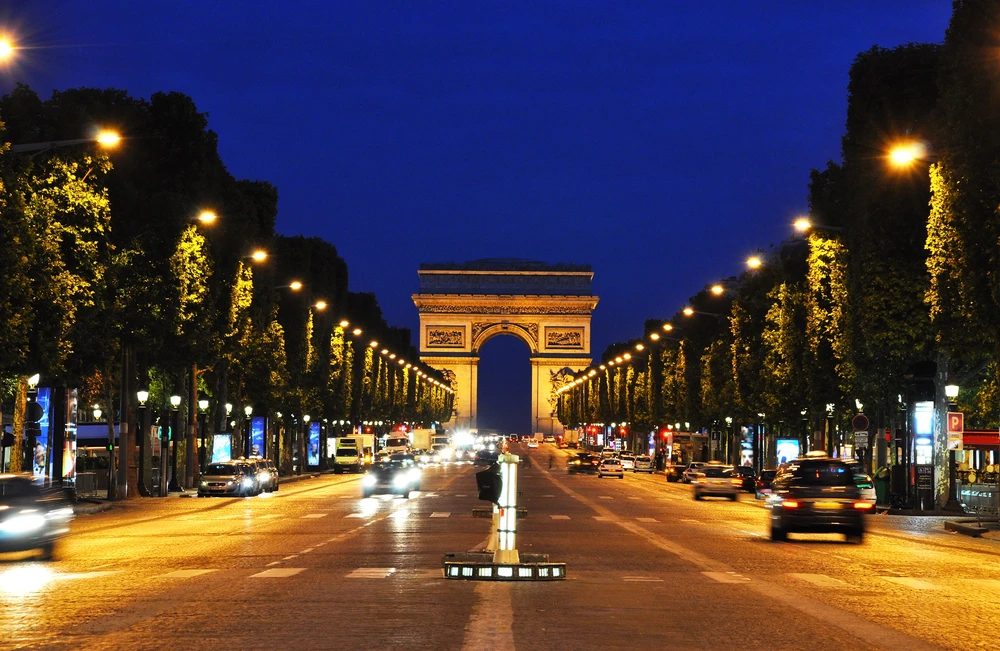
[
  {"left": 852, "top": 414, "right": 869, "bottom": 432},
  {"left": 854, "top": 431, "right": 868, "bottom": 448},
  {"left": 947, "top": 411, "right": 964, "bottom": 451}
]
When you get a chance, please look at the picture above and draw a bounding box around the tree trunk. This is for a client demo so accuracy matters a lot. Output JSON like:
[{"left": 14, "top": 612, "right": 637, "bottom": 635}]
[
  {"left": 9, "top": 375, "right": 28, "bottom": 473},
  {"left": 934, "top": 351, "right": 950, "bottom": 509},
  {"left": 104, "top": 360, "right": 117, "bottom": 499},
  {"left": 187, "top": 363, "right": 198, "bottom": 488}
]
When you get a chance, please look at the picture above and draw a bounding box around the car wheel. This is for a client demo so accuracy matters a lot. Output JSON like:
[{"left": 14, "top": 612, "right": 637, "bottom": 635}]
[
  {"left": 730, "top": 494, "right": 737, "bottom": 502},
  {"left": 362, "top": 489, "right": 372, "bottom": 498},
  {"left": 845, "top": 531, "right": 864, "bottom": 544},
  {"left": 694, "top": 493, "right": 702, "bottom": 501},
  {"left": 770, "top": 524, "right": 787, "bottom": 542},
  {"left": 619, "top": 475, "right": 624, "bottom": 480},
  {"left": 39, "top": 542, "right": 56, "bottom": 562}
]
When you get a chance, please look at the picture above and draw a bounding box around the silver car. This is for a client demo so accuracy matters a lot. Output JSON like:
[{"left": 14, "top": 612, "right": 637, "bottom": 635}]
[
  {"left": 632, "top": 456, "right": 654, "bottom": 473},
  {"left": 692, "top": 465, "right": 738, "bottom": 501},
  {"left": 598, "top": 458, "right": 624, "bottom": 479},
  {"left": 198, "top": 461, "right": 259, "bottom": 497}
]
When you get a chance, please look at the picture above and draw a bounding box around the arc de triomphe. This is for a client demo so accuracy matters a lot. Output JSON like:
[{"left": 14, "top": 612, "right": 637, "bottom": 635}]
[{"left": 413, "top": 259, "right": 598, "bottom": 436}]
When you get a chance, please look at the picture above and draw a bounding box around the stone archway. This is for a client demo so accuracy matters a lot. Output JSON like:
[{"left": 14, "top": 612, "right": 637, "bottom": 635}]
[{"left": 413, "top": 259, "right": 598, "bottom": 436}]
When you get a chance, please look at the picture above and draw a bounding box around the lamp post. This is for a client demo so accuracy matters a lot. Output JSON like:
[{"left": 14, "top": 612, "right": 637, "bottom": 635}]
[
  {"left": 302, "top": 414, "right": 311, "bottom": 474},
  {"left": 244, "top": 405, "right": 253, "bottom": 458},
  {"left": 167, "top": 395, "right": 182, "bottom": 492},
  {"left": 944, "top": 383, "right": 961, "bottom": 511},
  {"left": 198, "top": 399, "right": 209, "bottom": 472},
  {"left": 136, "top": 390, "right": 152, "bottom": 496}
]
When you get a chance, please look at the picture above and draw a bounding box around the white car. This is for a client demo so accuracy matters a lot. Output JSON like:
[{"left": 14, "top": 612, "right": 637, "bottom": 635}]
[
  {"left": 598, "top": 458, "right": 624, "bottom": 479},
  {"left": 692, "top": 465, "right": 738, "bottom": 501},
  {"left": 620, "top": 454, "right": 635, "bottom": 470},
  {"left": 632, "top": 456, "right": 654, "bottom": 473},
  {"left": 681, "top": 462, "right": 707, "bottom": 484},
  {"left": 543, "top": 436, "right": 556, "bottom": 444},
  {"left": 526, "top": 440, "right": 539, "bottom": 449}
]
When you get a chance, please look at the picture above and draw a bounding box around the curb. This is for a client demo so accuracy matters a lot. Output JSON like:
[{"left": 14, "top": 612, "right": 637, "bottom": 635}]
[
  {"left": 73, "top": 500, "right": 112, "bottom": 515},
  {"left": 944, "top": 519, "right": 992, "bottom": 537}
]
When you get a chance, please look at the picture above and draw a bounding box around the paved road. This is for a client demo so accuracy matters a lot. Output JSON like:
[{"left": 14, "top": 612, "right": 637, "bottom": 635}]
[{"left": 2, "top": 443, "right": 997, "bottom": 650}]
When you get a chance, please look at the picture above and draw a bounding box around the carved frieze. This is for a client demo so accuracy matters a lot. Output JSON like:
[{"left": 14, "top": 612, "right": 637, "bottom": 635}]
[
  {"left": 545, "top": 327, "right": 584, "bottom": 349},
  {"left": 470, "top": 321, "right": 539, "bottom": 349},
  {"left": 419, "top": 304, "right": 592, "bottom": 315},
  {"left": 426, "top": 326, "right": 465, "bottom": 348}
]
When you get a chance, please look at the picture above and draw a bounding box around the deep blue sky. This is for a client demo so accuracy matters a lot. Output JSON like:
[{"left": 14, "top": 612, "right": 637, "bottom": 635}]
[{"left": 4, "top": 2, "right": 953, "bottom": 433}]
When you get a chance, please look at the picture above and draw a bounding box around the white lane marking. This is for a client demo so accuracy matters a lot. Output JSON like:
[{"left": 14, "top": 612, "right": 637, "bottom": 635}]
[
  {"left": 788, "top": 573, "right": 851, "bottom": 588},
  {"left": 961, "top": 578, "right": 1000, "bottom": 589},
  {"left": 680, "top": 518, "right": 703, "bottom": 524},
  {"left": 250, "top": 568, "right": 305, "bottom": 578},
  {"left": 881, "top": 577, "right": 939, "bottom": 590},
  {"left": 347, "top": 567, "right": 397, "bottom": 579},
  {"left": 735, "top": 529, "right": 763, "bottom": 537},
  {"left": 301, "top": 513, "right": 327, "bottom": 519},
  {"left": 57, "top": 571, "right": 120, "bottom": 580},
  {"left": 462, "top": 582, "right": 514, "bottom": 651},
  {"left": 542, "top": 494, "right": 555, "bottom": 498},
  {"left": 703, "top": 571, "right": 751, "bottom": 584},
  {"left": 388, "top": 510, "right": 409, "bottom": 519},
  {"left": 345, "top": 513, "right": 367, "bottom": 518},
  {"left": 593, "top": 516, "right": 614, "bottom": 521},
  {"left": 259, "top": 514, "right": 282, "bottom": 519},
  {"left": 430, "top": 512, "right": 451, "bottom": 518},
  {"left": 266, "top": 561, "right": 282, "bottom": 567},
  {"left": 423, "top": 493, "right": 438, "bottom": 498},
  {"left": 623, "top": 576, "right": 664, "bottom": 582},
  {"left": 300, "top": 548, "right": 315, "bottom": 554},
  {"left": 637, "top": 517, "right": 658, "bottom": 523},
  {"left": 598, "top": 496, "right": 613, "bottom": 500},
  {"left": 455, "top": 494, "right": 468, "bottom": 497},
  {"left": 550, "top": 515, "right": 570, "bottom": 520},
  {"left": 627, "top": 496, "right": 642, "bottom": 500},
  {"left": 157, "top": 570, "right": 216, "bottom": 579},
  {"left": 282, "top": 555, "right": 298, "bottom": 561}
]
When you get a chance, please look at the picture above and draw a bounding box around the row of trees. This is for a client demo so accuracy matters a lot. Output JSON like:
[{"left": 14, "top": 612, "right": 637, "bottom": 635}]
[
  {"left": 557, "top": 2, "right": 1000, "bottom": 505},
  {"left": 0, "top": 84, "right": 452, "bottom": 486}
]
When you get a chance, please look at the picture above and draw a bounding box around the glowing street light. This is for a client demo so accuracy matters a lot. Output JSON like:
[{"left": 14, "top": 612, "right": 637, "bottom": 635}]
[
  {"left": 196, "top": 210, "right": 218, "bottom": 225},
  {"left": 793, "top": 216, "right": 842, "bottom": 234},
  {"left": 96, "top": 130, "right": 121, "bottom": 148},
  {"left": 888, "top": 141, "right": 927, "bottom": 168},
  {"left": 710, "top": 284, "right": 724, "bottom": 296},
  {"left": 746, "top": 256, "right": 762, "bottom": 270},
  {"left": 288, "top": 280, "right": 303, "bottom": 291},
  {"left": 0, "top": 36, "right": 15, "bottom": 62},
  {"left": 249, "top": 250, "right": 268, "bottom": 263},
  {"left": 313, "top": 301, "right": 327, "bottom": 311},
  {"left": 662, "top": 323, "right": 674, "bottom": 332},
  {"left": 683, "top": 307, "right": 695, "bottom": 316}
]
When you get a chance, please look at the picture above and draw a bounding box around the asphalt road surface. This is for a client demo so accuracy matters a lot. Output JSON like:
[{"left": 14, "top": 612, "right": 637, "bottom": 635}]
[{"left": 2, "top": 443, "right": 997, "bottom": 650}]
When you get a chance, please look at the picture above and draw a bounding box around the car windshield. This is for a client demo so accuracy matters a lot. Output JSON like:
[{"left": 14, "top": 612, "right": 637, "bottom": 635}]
[
  {"left": 790, "top": 462, "right": 855, "bottom": 486},
  {"left": 760, "top": 470, "right": 777, "bottom": 480},
  {"left": 337, "top": 449, "right": 359, "bottom": 457},
  {"left": 0, "top": 477, "right": 41, "bottom": 498},
  {"left": 703, "top": 467, "right": 732, "bottom": 478},
  {"left": 204, "top": 464, "right": 237, "bottom": 476},
  {"left": 386, "top": 438, "right": 409, "bottom": 447}
]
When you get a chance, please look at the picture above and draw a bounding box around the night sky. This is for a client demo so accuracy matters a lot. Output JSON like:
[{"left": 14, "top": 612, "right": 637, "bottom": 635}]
[{"left": 3, "top": 2, "right": 953, "bottom": 434}]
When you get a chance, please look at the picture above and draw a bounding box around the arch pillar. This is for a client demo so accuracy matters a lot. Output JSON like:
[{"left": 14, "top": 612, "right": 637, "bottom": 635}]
[{"left": 531, "top": 356, "right": 593, "bottom": 437}]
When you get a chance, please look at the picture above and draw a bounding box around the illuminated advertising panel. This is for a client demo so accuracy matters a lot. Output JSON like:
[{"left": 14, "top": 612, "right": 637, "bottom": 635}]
[
  {"left": 34, "top": 388, "right": 51, "bottom": 478},
  {"left": 308, "top": 422, "right": 320, "bottom": 466},
  {"left": 212, "top": 434, "right": 232, "bottom": 463},
  {"left": 251, "top": 417, "right": 266, "bottom": 456}
]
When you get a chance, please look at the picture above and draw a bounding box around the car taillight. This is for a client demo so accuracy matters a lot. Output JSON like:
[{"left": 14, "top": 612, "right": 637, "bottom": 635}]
[
  {"left": 853, "top": 501, "right": 874, "bottom": 510},
  {"left": 781, "top": 500, "right": 800, "bottom": 509}
]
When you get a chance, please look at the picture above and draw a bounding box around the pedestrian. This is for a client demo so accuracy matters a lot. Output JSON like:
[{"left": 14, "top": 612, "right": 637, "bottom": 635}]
[{"left": 548, "top": 453, "right": 554, "bottom": 469}]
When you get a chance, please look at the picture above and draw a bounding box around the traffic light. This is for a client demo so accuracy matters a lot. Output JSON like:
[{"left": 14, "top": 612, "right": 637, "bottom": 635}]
[
  {"left": 107, "top": 442, "right": 115, "bottom": 453},
  {"left": 476, "top": 463, "right": 503, "bottom": 504}
]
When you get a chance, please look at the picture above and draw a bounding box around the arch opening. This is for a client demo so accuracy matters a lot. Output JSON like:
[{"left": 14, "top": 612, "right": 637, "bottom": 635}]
[{"left": 477, "top": 334, "right": 532, "bottom": 436}]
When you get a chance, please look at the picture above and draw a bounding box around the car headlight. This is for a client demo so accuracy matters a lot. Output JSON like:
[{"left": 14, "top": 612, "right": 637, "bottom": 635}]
[
  {"left": 0, "top": 513, "right": 46, "bottom": 535},
  {"left": 362, "top": 475, "right": 377, "bottom": 487},
  {"left": 393, "top": 474, "right": 410, "bottom": 488},
  {"left": 242, "top": 478, "right": 254, "bottom": 488},
  {"left": 226, "top": 480, "right": 234, "bottom": 486},
  {"left": 259, "top": 471, "right": 270, "bottom": 481},
  {"left": 200, "top": 481, "right": 208, "bottom": 487}
]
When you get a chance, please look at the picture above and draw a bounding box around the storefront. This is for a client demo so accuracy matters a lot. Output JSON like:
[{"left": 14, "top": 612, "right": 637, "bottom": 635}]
[{"left": 956, "top": 430, "right": 1000, "bottom": 513}]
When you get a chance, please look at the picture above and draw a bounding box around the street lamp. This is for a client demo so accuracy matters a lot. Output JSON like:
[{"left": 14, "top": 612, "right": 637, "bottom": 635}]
[
  {"left": 243, "top": 405, "right": 253, "bottom": 458},
  {"left": 710, "top": 284, "right": 724, "bottom": 296},
  {"left": 793, "top": 217, "right": 843, "bottom": 234},
  {"left": 314, "top": 301, "right": 327, "bottom": 311},
  {"left": 198, "top": 399, "right": 209, "bottom": 470},
  {"left": 11, "top": 129, "right": 122, "bottom": 153},
  {"left": 250, "top": 249, "right": 268, "bottom": 263},
  {"left": 888, "top": 141, "right": 927, "bottom": 168},
  {"left": 196, "top": 210, "right": 218, "bottom": 225},
  {"left": 135, "top": 389, "right": 152, "bottom": 496},
  {"left": 945, "top": 383, "right": 961, "bottom": 509},
  {"left": 0, "top": 36, "right": 15, "bottom": 62},
  {"left": 92, "top": 405, "right": 102, "bottom": 421},
  {"left": 746, "top": 256, "right": 762, "bottom": 270}
]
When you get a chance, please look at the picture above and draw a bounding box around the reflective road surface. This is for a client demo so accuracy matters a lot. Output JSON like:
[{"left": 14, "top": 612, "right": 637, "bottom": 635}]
[{"left": 1, "top": 443, "right": 998, "bottom": 650}]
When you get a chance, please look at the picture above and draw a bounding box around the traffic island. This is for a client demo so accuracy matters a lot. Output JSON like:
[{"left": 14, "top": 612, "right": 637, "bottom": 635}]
[
  {"left": 944, "top": 518, "right": 998, "bottom": 538},
  {"left": 442, "top": 451, "right": 566, "bottom": 581}
]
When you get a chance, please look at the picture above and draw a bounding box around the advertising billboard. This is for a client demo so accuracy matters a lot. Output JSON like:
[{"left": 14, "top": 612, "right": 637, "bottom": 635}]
[
  {"left": 212, "top": 434, "right": 232, "bottom": 463},
  {"left": 34, "top": 387, "right": 51, "bottom": 478},
  {"left": 251, "top": 417, "right": 266, "bottom": 457},
  {"left": 308, "top": 422, "right": 320, "bottom": 466}
]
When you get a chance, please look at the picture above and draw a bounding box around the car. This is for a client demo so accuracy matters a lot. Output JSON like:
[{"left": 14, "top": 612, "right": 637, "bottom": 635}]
[
  {"left": 567, "top": 453, "right": 600, "bottom": 474},
  {"left": 769, "top": 457, "right": 872, "bottom": 543},
  {"left": 565, "top": 441, "right": 579, "bottom": 449},
  {"left": 632, "top": 456, "right": 654, "bottom": 473},
  {"left": 681, "top": 462, "right": 708, "bottom": 483},
  {"left": 620, "top": 454, "right": 635, "bottom": 470},
  {"left": 199, "top": 461, "right": 260, "bottom": 497},
  {"left": 543, "top": 436, "right": 556, "bottom": 444},
  {"left": 526, "top": 440, "right": 539, "bottom": 449},
  {"left": 664, "top": 463, "right": 684, "bottom": 482},
  {"left": 844, "top": 461, "right": 877, "bottom": 505},
  {"left": 755, "top": 469, "right": 778, "bottom": 499},
  {"left": 692, "top": 465, "right": 738, "bottom": 501},
  {"left": 600, "top": 447, "right": 617, "bottom": 458},
  {"left": 598, "top": 458, "right": 624, "bottom": 479},
  {"left": 241, "top": 457, "right": 269, "bottom": 494},
  {"left": 361, "top": 455, "right": 421, "bottom": 498},
  {"left": 248, "top": 456, "right": 279, "bottom": 492},
  {"left": 730, "top": 465, "right": 757, "bottom": 492},
  {"left": 474, "top": 449, "right": 500, "bottom": 466},
  {"left": 0, "top": 474, "right": 73, "bottom": 561}
]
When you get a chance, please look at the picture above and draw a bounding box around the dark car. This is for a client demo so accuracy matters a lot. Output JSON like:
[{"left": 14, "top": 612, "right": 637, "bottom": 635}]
[
  {"left": 755, "top": 469, "right": 778, "bottom": 498},
  {"left": 248, "top": 456, "right": 279, "bottom": 493},
  {"left": 730, "top": 466, "right": 756, "bottom": 492},
  {"left": 361, "top": 456, "right": 421, "bottom": 498},
  {"left": 473, "top": 449, "right": 500, "bottom": 467},
  {"left": 567, "top": 453, "right": 600, "bottom": 474},
  {"left": 0, "top": 474, "right": 73, "bottom": 560},
  {"left": 664, "top": 463, "right": 684, "bottom": 482},
  {"left": 769, "top": 458, "right": 872, "bottom": 543},
  {"left": 198, "top": 461, "right": 259, "bottom": 497}
]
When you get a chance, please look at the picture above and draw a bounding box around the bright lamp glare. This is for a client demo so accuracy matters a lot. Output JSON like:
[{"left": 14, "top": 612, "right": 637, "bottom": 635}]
[
  {"left": 889, "top": 142, "right": 926, "bottom": 167},
  {"left": 96, "top": 130, "right": 121, "bottom": 148},
  {"left": 793, "top": 218, "right": 812, "bottom": 233},
  {"left": 0, "top": 38, "right": 14, "bottom": 62}
]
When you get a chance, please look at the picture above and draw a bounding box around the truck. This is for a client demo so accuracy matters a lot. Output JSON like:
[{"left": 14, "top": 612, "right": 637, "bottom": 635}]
[
  {"left": 410, "top": 428, "right": 434, "bottom": 451},
  {"left": 333, "top": 434, "right": 374, "bottom": 473},
  {"left": 383, "top": 433, "right": 410, "bottom": 455}
]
